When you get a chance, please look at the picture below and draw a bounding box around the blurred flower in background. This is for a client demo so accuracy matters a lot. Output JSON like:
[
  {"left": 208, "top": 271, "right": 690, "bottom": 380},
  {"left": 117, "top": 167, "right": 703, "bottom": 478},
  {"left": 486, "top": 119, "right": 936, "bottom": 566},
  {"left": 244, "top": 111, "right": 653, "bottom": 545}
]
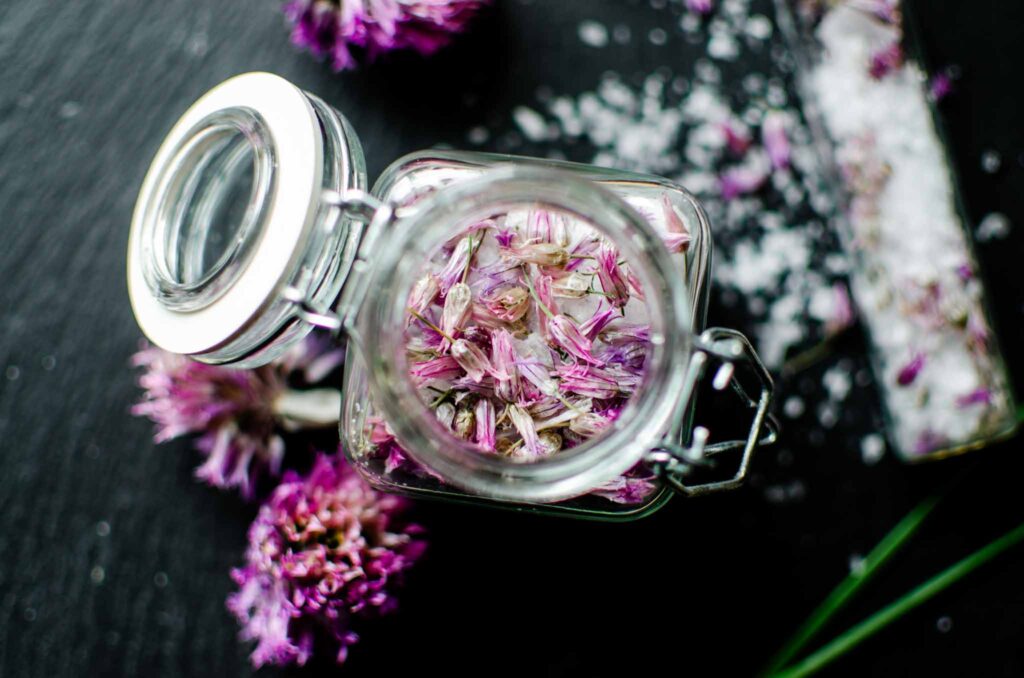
[
  {"left": 131, "top": 334, "right": 344, "bottom": 499},
  {"left": 283, "top": 0, "right": 489, "bottom": 71}
]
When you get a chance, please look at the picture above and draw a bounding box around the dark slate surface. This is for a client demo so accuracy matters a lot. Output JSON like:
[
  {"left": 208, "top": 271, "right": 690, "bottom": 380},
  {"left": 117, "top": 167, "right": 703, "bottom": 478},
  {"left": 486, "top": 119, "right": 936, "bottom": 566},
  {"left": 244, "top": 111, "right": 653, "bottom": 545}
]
[{"left": 1, "top": 1, "right": 1023, "bottom": 676}]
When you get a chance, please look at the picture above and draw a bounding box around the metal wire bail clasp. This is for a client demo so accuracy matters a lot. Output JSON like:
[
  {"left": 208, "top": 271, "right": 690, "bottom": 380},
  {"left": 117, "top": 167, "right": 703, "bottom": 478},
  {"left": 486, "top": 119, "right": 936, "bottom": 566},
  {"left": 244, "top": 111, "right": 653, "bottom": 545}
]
[
  {"left": 645, "top": 327, "right": 779, "bottom": 497},
  {"left": 282, "top": 188, "right": 395, "bottom": 337}
]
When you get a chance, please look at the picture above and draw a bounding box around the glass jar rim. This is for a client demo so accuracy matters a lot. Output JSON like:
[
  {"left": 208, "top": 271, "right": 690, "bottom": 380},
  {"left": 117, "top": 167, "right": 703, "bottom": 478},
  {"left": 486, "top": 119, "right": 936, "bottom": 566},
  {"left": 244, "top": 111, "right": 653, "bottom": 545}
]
[{"left": 353, "top": 166, "right": 695, "bottom": 503}]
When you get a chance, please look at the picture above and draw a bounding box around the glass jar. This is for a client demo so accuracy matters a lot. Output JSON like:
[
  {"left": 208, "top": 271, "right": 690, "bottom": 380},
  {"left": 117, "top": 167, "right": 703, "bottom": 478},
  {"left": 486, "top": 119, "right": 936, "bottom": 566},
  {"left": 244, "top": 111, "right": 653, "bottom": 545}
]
[{"left": 127, "top": 72, "right": 777, "bottom": 520}]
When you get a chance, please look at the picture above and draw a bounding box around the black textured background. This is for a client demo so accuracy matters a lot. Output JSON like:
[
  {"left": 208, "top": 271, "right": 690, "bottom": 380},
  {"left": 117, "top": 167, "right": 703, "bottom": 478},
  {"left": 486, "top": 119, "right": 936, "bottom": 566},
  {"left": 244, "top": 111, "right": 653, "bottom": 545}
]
[{"left": 2, "top": 1, "right": 1024, "bottom": 676}]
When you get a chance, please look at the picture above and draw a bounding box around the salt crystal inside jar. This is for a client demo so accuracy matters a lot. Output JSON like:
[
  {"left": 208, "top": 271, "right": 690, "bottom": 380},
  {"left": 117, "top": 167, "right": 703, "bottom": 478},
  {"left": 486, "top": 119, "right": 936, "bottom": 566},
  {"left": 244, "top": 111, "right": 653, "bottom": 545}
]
[{"left": 127, "top": 72, "right": 777, "bottom": 519}]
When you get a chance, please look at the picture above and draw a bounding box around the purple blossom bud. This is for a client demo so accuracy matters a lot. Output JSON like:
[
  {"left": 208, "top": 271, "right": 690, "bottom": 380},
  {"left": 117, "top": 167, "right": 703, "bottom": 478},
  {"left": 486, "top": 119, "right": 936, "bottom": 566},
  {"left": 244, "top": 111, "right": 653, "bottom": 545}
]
[
  {"left": 501, "top": 241, "right": 570, "bottom": 267},
  {"left": 591, "top": 474, "right": 658, "bottom": 504},
  {"left": 551, "top": 272, "right": 590, "bottom": 298},
  {"left": 661, "top": 194, "right": 692, "bottom": 254},
  {"left": 568, "top": 411, "right": 614, "bottom": 437},
  {"left": 896, "top": 352, "right": 926, "bottom": 386},
  {"left": 826, "top": 282, "right": 856, "bottom": 336},
  {"left": 956, "top": 387, "right": 993, "bottom": 408},
  {"left": 761, "top": 111, "right": 791, "bottom": 171},
  {"left": 507, "top": 404, "right": 544, "bottom": 459},
  {"left": 549, "top": 315, "right": 600, "bottom": 365},
  {"left": 601, "top": 323, "right": 651, "bottom": 344},
  {"left": 437, "top": 238, "right": 472, "bottom": 295},
  {"left": 451, "top": 338, "right": 492, "bottom": 383},
  {"left": 869, "top": 42, "right": 903, "bottom": 80},
  {"left": 719, "top": 154, "right": 770, "bottom": 200},
  {"left": 526, "top": 209, "right": 570, "bottom": 247},
  {"left": 454, "top": 406, "right": 475, "bottom": 439},
  {"left": 440, "top": 282, "right": 472, "bottom": 348},
  {"left": 579, "top": 306, "right": 617, "bottom": 341},
  {"left": 596, "top": 244, "right": 630, "bottom": 308},
  {"left": 625, "top": 265, "right": 646, "bottom": 301},
  {"left": 720, "top": 119, "right": 752, "bottom": 155},
  {"left": 474, "top": 399, "right": 496, "bottom": 450},
  {"left": 565, "top": 236, "right": 600, "bottom": 271},
  {"left": 537, "top": 431, "right": 563, "bottom": 456},
  {"left": 518, "top": 359, "right": 559, "bottom": 397},
  {"left": 435, "top": 402, "right": 456, "bottom": 430},
  {"left": 556, "top": 364, "right": 621, "bottom": 399},
  {"left": 490, "top": 329, "right": 521, "bottom": 402},
  {"left": 685, "top": 0, "right": 714, "bottom": 16},
  {"left": 410, "top": 356, "right": 462, "bottom": 385},
  {"left": 928, "top": 70, "right": 954, "bottom": 102},
  {"left": 481, "top": 285, "right": 530, "bottom": 322},
  {"left": 406, "top": 273, "right": 440, "bottom": 325}
]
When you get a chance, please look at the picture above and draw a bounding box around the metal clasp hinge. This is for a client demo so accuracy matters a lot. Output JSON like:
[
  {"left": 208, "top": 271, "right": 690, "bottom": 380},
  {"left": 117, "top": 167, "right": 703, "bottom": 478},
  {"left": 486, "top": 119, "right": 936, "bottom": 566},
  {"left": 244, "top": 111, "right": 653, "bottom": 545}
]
[
  {"left": 645, "top": 327, "right": 780, "bottom": 497},
  {"left": 282, "top": 189, "right": 395, "bottom": 336}
]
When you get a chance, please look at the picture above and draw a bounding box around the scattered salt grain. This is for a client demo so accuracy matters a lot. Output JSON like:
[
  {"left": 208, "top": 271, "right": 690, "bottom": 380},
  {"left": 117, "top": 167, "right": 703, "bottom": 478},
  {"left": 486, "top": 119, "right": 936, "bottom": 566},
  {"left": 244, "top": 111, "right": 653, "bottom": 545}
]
[
  {"left": 5, "top": 365, "right": 19, "bottom": 381},
  {"left": 783, "top": 396, "right": 805, "bottom": 418},
  {"left": 95, "top": 521, "right": 111, "bottom": 537},
  {"left": 578, "top": 20, "right": 609, "bottom": 48},
  {"left": 976, "top": 212, "right": 1010, "bottom": 242},
  {"left": 860, "top": 433, "right": 885, "bottom": 465},
  {"left": 980, "top": 149, "right": 1002, "bottom": 174},
  {"left": 90, "top": 565, "right": 105, "bottom": 585},
  {"left": 466, "top": 126, "right": 489, "bottom": 145},
  {"left": 849, "top": 553, "right": 866, "bottom": 575},
  {"left": 512, "top": 106, "right": 549, "bottom": 142},
  {"left": 58, "top": 101, "right": 81, "bottom": 119},
  {"left": 936, "top": 616, "right": 953, "bottom": 633},
  {"left": 648, "top": 28, "right": 669, "bottom": 45}
]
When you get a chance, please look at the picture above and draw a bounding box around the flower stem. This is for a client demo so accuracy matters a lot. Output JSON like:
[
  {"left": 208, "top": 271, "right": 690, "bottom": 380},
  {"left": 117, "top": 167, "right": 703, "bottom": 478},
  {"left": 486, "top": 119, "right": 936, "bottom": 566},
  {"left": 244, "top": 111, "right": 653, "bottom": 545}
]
[
  {"left": 762, "top": 493, "right": 940, "bottom": 674},
  {"left": 408, "top": 308, "right": 455, "bottom": 342},
  {"left": 522, "top": 265, "right": 555, "bottom": 320},
  {"left": 769, "top": 520, "right": 1024, "bottom": 678}
]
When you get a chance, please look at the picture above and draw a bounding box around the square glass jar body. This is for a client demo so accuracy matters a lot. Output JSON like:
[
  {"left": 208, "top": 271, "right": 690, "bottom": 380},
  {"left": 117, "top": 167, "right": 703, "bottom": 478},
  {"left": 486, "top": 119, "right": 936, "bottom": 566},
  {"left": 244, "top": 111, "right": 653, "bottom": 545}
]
[{"left": 339, "top": 151, "right": 714, "bottom": 520}]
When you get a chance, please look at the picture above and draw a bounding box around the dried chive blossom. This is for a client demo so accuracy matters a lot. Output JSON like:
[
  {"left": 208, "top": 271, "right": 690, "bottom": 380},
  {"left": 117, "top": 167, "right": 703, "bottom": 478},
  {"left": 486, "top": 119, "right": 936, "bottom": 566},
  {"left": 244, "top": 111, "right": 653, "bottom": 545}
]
[
  {"left": 228, "top": 452, "right": 426, "bottom": 667},
  {"left": 401, "top": 207, "right": 661, "bottom": 461},
  {"left": 132, "top": 334, "right": 344, "bottom": 498},
  {"left": 283, "top": 0, "right": 488, "bottom": 71}
]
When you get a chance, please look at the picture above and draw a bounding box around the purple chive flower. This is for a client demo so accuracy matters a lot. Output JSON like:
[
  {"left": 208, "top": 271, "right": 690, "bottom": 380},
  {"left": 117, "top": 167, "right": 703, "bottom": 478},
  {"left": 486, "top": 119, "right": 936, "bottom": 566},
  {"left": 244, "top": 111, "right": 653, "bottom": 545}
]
[
  {"left": 526, "top": 208, "right": 569, "bottom": 247},
  {"left": 549, "top": 315, "right": 600, "bottom": 365},
  {"left": 896, "top": 352, "right": 926, "bottom": 386},
  {"left": 685, "top": 0, "right": 714, "bottom": 16},
  {"left": 474, "top": 398, "right": 496, "bottom": 450},
  {"left": 761, "top": 111, "right": 791, "bottom": 171},
  {"left": 556, "top": 364, "right": 621, "bottom": 400},
  {"left": 956, "top": 387, "right": 993, "bottom": 408},
  {"left": 450, "top": 338, "right": 492, "bottom": 382},
  {"left": 227, "top": 452, "right": 426, "bottom": 668},
  {"left": 579, "top": 306, "right": 617, "bottom": 341},
  {"left": 955, "top": 262, "right": 973, "bottom": 282},
  {"left": 410, "top": 355, "right": 463, "bottom": 385},
  {"left": 869, "top": 41, "right": 904, "bottom": 80},
  {"left": 596, "top": 244, "right": 630, "bottom": 308},
  {"left": 406, "top": 273, "right": 440, "bottom": 325},
  {"left": 591, "top": 473, "right": 658, "bottom": 504},
  {"left": 437, "top": 237, "right": 473, "bottom": 295},
  {"left": 439, "top": 282, "right": 472, "bottom": 348},
  {"left": 517, "top": 359, "right": 559, "bottom": 398},
  {"left": 826, "top": 282, "right": 856, "bottom": 337},
  {"left": 507, "top": 404, "right": 545, "bottom": 459},
  {"left": 490, "top": 328, "right": 521, "bottom": 402},
  {"left": 500, "top": 240, "right": 570, "bottom": 267},
  {"left": 719, "top": 154, "right": 770, "bottom": 200},
  {"left": 661, "top": 194, "right": 692, "bottom": 254},
  {"left": 283, "top": 0, "right": 488, "bottom": 72},
  {"left": 928, "top": 69, "right": 955, "bottom": 102},
  {"left": 720, "top": 119, "right": 752, "bottom": 156},
  {"left": 131, "top": 335, "right": 343, "bottom": 499},
  {"left": 480, "top": 284, "right": 530, "bottom": 322}
]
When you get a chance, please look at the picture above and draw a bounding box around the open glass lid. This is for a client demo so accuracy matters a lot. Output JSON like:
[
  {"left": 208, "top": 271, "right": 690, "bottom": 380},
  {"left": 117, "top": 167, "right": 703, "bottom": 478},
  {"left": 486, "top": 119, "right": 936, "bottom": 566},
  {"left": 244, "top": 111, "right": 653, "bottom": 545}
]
[{"left": 127, "top": 72, "right": 367, "bottom": 366}]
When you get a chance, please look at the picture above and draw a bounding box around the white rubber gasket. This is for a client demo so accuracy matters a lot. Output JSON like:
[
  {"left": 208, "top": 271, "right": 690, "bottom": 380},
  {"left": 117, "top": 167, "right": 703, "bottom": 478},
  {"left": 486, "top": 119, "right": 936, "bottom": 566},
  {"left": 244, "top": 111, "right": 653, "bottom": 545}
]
[{"left": 127, "top": 72, "right": 323, "bottom": 355}]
